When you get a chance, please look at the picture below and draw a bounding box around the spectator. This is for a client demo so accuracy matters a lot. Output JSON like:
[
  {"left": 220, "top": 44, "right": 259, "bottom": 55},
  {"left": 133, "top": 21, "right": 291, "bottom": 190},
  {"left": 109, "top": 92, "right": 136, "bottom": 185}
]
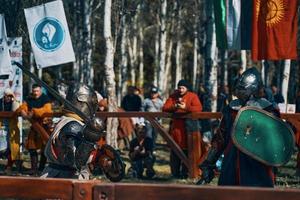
[
  {"left": 163, "top": 79, "right": 203, "bottom": 179},
  {"left": 0, "top": 88, "right": 22, "bottom": 174},
  {"left": 271, "top": 85, "right": 285, "bottom": 104},
  {"left": 18, "top": 84, "right": 53, "bottom": 175},
  {"left": 128, "top": 120, "right": 155, "bottom": 179},
  {"left": 121, "top": 86, "right": 142, "bottom": 112},
  {"left": 142, "top": 86, "right": 163, "bottom": 148}
]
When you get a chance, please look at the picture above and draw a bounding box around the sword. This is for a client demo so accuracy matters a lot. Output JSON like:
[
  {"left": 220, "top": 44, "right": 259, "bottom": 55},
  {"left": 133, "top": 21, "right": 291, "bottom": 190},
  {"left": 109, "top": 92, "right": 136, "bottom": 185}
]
[{"left": 14, "top": 62, "right": 91, "bottom": 123}]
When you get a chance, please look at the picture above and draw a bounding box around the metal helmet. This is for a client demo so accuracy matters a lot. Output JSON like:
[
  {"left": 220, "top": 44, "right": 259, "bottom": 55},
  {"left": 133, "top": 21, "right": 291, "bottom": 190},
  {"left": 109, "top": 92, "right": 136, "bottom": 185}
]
[
  {"left": 65, "top": 83, "right": 99, "bottom": 119},
  {"left": 235, "top": 67, "right": 262, "bottom": 102}
]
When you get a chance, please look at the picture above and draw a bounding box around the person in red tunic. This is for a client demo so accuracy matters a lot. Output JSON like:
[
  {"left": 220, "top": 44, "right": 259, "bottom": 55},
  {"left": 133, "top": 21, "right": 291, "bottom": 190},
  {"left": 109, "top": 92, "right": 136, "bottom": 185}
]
[{"left": 162, "top": 80, "right": 202, "bottom": 178}]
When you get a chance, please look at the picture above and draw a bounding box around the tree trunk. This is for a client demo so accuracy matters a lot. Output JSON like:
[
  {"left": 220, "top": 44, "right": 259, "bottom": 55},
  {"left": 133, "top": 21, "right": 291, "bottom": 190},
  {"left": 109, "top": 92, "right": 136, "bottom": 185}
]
[
  {"left": 73, "top": 0, "right": 80, "bottom": 81},
  {"left": 127, "top": 37, "right": 136, "bottom": 85},
  {"left": 261, "top": 60, "right": 270, "bottom": 86},
  {"left": 164, "top": 1, "right": 177, "bottom": 96},
  {"left": 154, "top": 24, "right": 160, "bottom": 86},
  {"left": 175, "top": 2, "right": 182, "bottom": 87},
  {"left": 282, "top": 59, "right": 291, "bottom": 104},
  {"left": 104, "top": 0, "right": 118, "bottom": 148},
  {"left": 205, "top": 0, "right": 218, "bottom": 111},
  {"left": 29, "top": 52, "right": 35, "bottom": 90},
  {"left": 128, "top": 5, "right": 139, "bottom": 86},
  {"left": 137, "top": 4, "right": 144, "bottom": 88},
  {"left": 210, "top": 51, "right": 218, "bottom": 112},
  {"left": 241, "top": 50, "right": 247, "bottom": 71},
  {"left": 89, "top": 17, "right": 96, "bottom": 87},
  {"left": 192, "top": 17, "right": 198, "bottom": 90},
  {"left": 118, "top": 9, "right": 128, "bottom": 105},
  {"left": 38, "top": 68, "right": 42, "bottom": 79},
  {"left": 219, "top": 49, "right": 228, "bottom": 87},
  {"left": 82, "top": 0, "right": 94, "bottom": 85},
  {"left": 158, "top": 0, "right": 167, "bottom": 95},
  {"left": 164, "top": 37, "right": 173, "bottom": 96}
]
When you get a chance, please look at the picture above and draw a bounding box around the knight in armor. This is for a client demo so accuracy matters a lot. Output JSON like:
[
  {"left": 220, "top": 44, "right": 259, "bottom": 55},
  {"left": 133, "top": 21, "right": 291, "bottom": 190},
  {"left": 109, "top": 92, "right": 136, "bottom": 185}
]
[
  {"left": 41, "top": 83, "right": 105, "bottom": 179},
  {"left": 196, "top": 67, "right": 281, "bottom": 187}
]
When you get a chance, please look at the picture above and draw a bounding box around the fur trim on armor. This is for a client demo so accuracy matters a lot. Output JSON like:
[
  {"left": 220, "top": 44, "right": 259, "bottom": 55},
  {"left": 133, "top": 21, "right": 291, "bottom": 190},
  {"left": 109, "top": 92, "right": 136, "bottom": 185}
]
[
  {"left": 229, "top": 97, "right": 272, "bottom": 111},
  {"left": 51, "top": 116, "right": 84, "bottom": 143}
]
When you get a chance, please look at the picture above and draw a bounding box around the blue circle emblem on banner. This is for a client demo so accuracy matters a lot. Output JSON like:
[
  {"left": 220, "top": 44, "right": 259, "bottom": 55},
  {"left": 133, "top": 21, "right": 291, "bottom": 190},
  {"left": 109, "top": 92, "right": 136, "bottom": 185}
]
[{"left": 33, "top": 17, "right": 65, "bottom": 52}]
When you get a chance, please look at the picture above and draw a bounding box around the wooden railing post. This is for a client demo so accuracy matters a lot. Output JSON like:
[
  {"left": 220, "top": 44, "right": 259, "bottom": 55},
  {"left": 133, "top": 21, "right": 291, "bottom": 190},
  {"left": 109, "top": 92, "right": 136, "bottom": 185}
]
[{"left": 187, "top": 132, "right": 201, "bottom": 178}]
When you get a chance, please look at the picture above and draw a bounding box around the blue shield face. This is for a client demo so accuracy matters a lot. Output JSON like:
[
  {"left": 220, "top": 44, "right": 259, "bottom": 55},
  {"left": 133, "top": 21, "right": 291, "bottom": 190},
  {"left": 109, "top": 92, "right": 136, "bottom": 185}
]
[{"left": 33, "top": 17, "right": 65, "bottom": 52}]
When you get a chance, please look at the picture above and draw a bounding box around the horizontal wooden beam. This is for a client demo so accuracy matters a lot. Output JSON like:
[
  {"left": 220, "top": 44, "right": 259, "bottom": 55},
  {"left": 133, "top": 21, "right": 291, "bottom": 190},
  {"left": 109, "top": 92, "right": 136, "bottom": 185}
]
[
  {"left": 0, "top": 176, "right": 101, "bottom": 200},
  {"left": 1, "top": 111, "right": 299, "bottom": 120},
  {"left": 0, "top": 177, "right": 299, "bottom": 200},
  {"left": 94, "top": 183, "right": 300, "bottom": 200},
  {"left": 0, "top": 176, "right": 74, "bottom": 200}
]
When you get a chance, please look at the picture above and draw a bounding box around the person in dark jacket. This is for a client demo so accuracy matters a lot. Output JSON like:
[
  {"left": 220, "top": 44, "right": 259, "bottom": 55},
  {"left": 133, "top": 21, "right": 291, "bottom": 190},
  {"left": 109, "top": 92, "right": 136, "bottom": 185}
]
[
  {"left": 121, "top": 86, "right": 142, "bottom": 112},
  {"left": 128, "top": 120, "right": 155, "bottom": 179}
]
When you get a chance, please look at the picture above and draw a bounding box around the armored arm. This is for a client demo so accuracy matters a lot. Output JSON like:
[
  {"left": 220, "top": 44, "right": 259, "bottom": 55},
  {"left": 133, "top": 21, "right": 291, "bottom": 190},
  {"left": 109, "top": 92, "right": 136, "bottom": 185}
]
[
  {"left": 60, "top": 121, "right": 98, "bottom": 170},
  {"left": 75, "top": 118, "right": 106, "bottom": 170},
  {"left": 197, "top": 116, "right": 226, "bottom": 185}
]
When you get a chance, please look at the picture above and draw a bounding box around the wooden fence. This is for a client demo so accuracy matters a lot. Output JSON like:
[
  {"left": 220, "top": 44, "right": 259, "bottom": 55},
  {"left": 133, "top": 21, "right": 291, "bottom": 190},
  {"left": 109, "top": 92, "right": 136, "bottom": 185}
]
[
  {"left": 0, "top": 176, "right": 299, "bottom": 200},
  {"left": 0, "top": 111, "right": 299, "bottom": 179}
]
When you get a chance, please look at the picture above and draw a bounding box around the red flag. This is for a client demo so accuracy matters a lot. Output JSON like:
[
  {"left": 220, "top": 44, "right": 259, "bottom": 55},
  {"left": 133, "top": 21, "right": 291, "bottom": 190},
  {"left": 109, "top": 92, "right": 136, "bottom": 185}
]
[{"left": 252, "top": 0, "right": 298, "bottom": 61}]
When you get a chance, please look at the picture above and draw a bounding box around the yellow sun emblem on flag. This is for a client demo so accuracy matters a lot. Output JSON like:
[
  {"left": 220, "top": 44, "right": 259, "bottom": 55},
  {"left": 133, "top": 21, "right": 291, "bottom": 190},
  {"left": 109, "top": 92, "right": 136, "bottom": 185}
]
[{"left": 256, "top": 0, "right": 285, "bottom": 27}]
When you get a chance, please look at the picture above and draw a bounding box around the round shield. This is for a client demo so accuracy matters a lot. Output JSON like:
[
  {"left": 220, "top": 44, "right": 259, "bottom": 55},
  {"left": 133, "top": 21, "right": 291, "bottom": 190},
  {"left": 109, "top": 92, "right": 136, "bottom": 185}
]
[
  {"left": 232, "top": 106, "right": 295, "bottom": 166},
  {"left": 98, "top": 144, "right": 125, "bottom": 182}
]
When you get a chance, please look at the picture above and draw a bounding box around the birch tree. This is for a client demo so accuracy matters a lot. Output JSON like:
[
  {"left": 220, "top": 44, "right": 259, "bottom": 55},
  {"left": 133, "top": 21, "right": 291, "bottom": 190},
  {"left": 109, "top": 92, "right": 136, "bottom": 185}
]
[
  {"left": 158, "top": 0, "right": 167, "bottom": 96},
  {"left": 241, "top": 50, "right": 247, "bottom": 72},
  {"left": 29, "top": 52, "right": 35, "bottom": 90},
  {"left": 164, "top": 1, "right": 177, "bottom": 95},
  {"left": 72, "top": 0, "right": 80, "bottom": 82},
  {"left": 219, "top": 50, "right": 228, "bottom": 87},
  {"left": 82, "top": 0, "right": 95, "bottom": 86},
  {"left": 205, "top": 0, "right": 218, "bottom": 112},
  {"left": 104, "top": 0, "right": 118, "bottom": 148},
  {"left": 137, "top": 3, "right": 144, "bottom": 88},
  {"left": 118, "top": 3, "right": 128, "bottom": 105},
  {"left": 154, "top": 20, "right": 160, "bottom": 87},
  {"left": 127, "top": 3, "right": 139, "bottom": 86},
  {"left": 192, "top": 0, "right": 200, "bottom": 90},
  {"left": 282, "top": 59, "right": 291, "bottom": 104},
  {"left": 175, "top": 1, "right": 182, "bottom": 87}
]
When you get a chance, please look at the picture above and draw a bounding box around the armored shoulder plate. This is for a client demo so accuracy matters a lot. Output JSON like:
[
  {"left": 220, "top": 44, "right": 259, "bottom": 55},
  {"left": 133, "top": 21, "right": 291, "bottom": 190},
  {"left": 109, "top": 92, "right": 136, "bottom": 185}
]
[
  {"left": 245, "top": 98, "right": 273, "bottom": 109},
  {"left": 60, "top": 121, "right": 84, "bottom": 138}
]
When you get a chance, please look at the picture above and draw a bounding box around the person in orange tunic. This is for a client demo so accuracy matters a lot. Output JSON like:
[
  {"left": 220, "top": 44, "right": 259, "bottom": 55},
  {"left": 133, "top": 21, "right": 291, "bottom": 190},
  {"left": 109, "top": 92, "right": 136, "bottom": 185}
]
[
  {"left": 162, "top": 79, "right": 203, "bottom": 178},
  {"left": 18, "top": 84, "right": 53, "bottom": 175}
]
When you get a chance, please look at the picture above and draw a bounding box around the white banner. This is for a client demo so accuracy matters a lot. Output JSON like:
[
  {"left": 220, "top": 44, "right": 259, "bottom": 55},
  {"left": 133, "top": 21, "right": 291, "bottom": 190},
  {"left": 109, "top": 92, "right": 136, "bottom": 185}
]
[
  {"left": 24, "top": 0, "right": 75, "bottom": 68},
  {"left": 8, "top": 37, "right": 23, "bottom": 151},
  {"left": 0, "top": 37, "right": 23, "bottom": 100},
  {"left": 8, "top": 37, "right": 23, "bottom": 103},
  {"left": 0, "top": 14, "right": 12, "bottom": 75}
]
